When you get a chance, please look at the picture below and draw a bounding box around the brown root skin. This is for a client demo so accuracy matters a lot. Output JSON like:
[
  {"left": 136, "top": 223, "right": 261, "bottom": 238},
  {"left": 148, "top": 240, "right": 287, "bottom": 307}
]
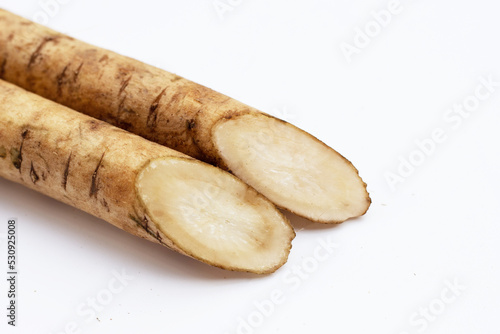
[
  {"left": 0, "top": 79, "right": 181, "bottom": 249},
  {"left": 0, "top": 9, "right": 370, "bottom": 223},
  {"left": 0, "top": 80, "right": 294, "bottom": 274}
]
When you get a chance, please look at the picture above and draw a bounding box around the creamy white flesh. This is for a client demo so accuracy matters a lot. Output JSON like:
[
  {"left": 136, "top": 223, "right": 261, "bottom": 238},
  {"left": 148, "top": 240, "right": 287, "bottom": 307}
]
[
  {"left": 136, "top": 158, "right": 294, "bottom": 273},
  {"left": 212, "top": 114, "right": 370, "bottom": 223}
]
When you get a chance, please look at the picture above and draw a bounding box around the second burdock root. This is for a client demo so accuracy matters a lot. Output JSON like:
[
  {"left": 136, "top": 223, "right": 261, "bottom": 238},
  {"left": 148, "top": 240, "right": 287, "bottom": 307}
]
[{"left": 0, "top": 80, "right": 294, "bottom": 274}]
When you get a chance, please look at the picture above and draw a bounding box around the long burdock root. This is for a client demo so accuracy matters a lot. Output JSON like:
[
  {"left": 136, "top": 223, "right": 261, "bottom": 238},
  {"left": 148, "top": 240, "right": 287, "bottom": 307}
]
[
  {"left": 0, "top": 80, "right": 294, "bottom": 274},
  {"left": 0, "top": 9, "right": 370, "bottom": 223}
]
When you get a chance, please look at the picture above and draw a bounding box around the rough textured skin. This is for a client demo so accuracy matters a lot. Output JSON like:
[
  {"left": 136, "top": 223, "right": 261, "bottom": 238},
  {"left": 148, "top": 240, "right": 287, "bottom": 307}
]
[
  {"left": 0, "top": 80, "right": 293, "bottom": 273},
  {"left": 0, "top": 9, "right": 259, "bottom": 169},
  {"left": 0, "top": 79, "right": 191, "bottom": 259},
  {"left": 0, "top": 9, "right": 370, "bottom": 224}
]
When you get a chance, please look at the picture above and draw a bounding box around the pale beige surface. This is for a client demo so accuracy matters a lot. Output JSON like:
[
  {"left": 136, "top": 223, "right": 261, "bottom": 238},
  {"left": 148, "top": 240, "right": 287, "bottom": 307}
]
[{"left": 213, "top": 114, "right": 370, "bottom": 222}]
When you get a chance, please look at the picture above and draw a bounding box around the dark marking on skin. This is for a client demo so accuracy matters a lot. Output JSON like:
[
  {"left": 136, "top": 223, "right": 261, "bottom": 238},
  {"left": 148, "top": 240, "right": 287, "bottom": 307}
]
[
  {"left": 30, "top": 162, "right": 39, "bottom": 184},
  {"left": 116, "top": 107, "right": 138, "bottom": 128},
  {"left": 186, "top": 119, "right": 196, "bottom": 130},
  {"left": 10, "top": 148, "right": 21, "bottom": 169},
  {"left": 89, "top": 151, "right": 106, "bottom": 198},
  {"left": 27, "top": 37, "right": 55, "bottom": 69},
  {"left": 128, "top": 214, "right": 166, "bottom": 245},
  {"left": 130, "top": 210, "right": 149, "bottom": 231},
  {"left": 0, "top": 146, "right": 6, "bottom": 158},
  {"left": 73, "top": 62, "right": 83, "bottom": 82},
  {"left": 128, "top": 214, "right": 141, "bottom": 225},
  {"left": 0, "top": 57, "right": 6, "bottom": 79},
  {"left": 87, "top": 119, "right": 102, "bottom": 131},
  {"left": 128, "top": 206, "right": 168, "bottom": 247},
  {"left": 117, "top": 121, "right": 133, "bottom": 131},
  {"left": 142, "top": 216, "right": 149, "bottom": 230},
  {"left": 182, "top": 110, "right": 208, "bottom": 162},
  {"left": 147, "top": 88, "right": 167, "bottom": 129},
  {"left": 99, "top": 55, "right": 109, "bottom": 63},
  {"left": 119, "top": 75, "right": 132, "bottom": 96},
  {"left": 12, "top": 129, "right": 29, "bottom": 172},
  {"left": 219, "top": 110, "right": 248, "bottom": 122},
  {"left": 56, "top": 65, "right": 68, "bottom": 95},
  {"left": 7, "top": 33, "right": 14, "bottom": 42},
  {"left": 62, "top": 152, "right": 72, "bottom": 190},
  {"left": 101, "top": 198, "right": 110, "bottom": 212}
]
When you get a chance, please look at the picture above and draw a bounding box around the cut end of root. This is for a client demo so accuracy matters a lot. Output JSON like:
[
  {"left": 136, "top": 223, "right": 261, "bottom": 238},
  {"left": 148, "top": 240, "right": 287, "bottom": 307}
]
[
  {"left": 212, "top": 114, "right": 371, "bottom": 223},
  {"left": 136, "top": 157, "right": 294, "bottom": 274}
]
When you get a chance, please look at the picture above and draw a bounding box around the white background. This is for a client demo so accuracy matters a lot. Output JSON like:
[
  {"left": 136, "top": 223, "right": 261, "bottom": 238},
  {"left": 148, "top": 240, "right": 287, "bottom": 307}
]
[{"left": 1, "top": 0, "right": 499, "bottom": 333}]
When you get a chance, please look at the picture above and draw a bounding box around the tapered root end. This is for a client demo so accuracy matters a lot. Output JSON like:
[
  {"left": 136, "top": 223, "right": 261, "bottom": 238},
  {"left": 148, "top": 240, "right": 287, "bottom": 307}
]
[
  {"left": 136, "top": 157, "right": 294, "bottom": 274},
  {"left": 212, "top": 114, "right": 371, "bottom": 223}
]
